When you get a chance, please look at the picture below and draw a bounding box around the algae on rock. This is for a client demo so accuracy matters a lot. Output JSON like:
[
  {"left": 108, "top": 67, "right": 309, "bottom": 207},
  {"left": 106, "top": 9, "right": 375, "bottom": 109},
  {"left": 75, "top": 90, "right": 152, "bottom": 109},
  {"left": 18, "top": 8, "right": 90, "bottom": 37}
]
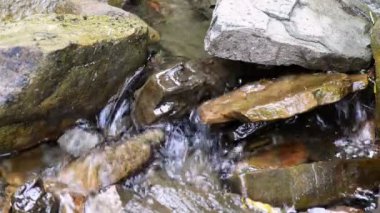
[
  {"left": 372, "top": 20, "right": 380, "bottom": 137},
  {"left": 198, "top": 73, "right": 368, "bottom": 124},
  {"left": 0, "top": 14, "right": 156, "bottom": 153}
]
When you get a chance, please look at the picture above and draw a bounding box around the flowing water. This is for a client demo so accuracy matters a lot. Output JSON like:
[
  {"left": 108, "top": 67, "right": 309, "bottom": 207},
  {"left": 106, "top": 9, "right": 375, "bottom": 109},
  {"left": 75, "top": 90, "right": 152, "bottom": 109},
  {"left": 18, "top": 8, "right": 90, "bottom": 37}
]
[{"left": 1, "top": 0, "right": 380, "bottom": 212}]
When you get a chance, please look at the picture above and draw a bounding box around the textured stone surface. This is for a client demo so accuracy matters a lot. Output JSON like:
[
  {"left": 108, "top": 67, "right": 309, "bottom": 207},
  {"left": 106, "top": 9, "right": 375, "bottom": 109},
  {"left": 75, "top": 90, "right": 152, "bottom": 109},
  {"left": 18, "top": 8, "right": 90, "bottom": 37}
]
[
  {"left": 0, "top": 14, "right": 155, "bottom": 153},
  {"left": 0, "top": 0, "right": 134, "bottom": 21},
  {"left": 56, "top": 129, "right": 164, "bottom": 193},
  {"left": 230, "top": 159, "right": 380, "bottom": 209},
  {"left": 198, "top": 73, "right": 368, "bottom": 124},
  {"left": 205, "top": 0, "right": 372, "bottom": 71},
  {"left": 132, "top": 58, "right": 238, "bottom": 126},
  {"left": 343, "top": 0, "right": 380, "bottom": 17},
  {"left": 372, "top": 20, "right": 380, "bottom": 137}
]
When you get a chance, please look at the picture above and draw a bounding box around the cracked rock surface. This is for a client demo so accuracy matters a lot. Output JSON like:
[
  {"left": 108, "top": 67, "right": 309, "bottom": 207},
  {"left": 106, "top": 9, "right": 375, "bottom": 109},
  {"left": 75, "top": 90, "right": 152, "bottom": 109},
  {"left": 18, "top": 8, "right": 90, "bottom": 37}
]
[{"left": 205, "top": 0, "right": 373, "bottom": 71}]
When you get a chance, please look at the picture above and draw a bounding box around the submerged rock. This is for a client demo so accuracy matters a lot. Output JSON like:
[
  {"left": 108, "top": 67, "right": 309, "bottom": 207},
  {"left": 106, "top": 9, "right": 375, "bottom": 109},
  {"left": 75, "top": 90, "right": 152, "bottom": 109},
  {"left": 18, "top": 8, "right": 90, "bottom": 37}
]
[
  {"left": 205, "top": 0, "right": 372, "bottom": 71},
  {"left": 240, "top": 142, "right": 308, "bottom": 170},
  {"left": 132, "top": 58, "right": 238, "bottom": 126},
  {"left": 55, "top": 129, "right": 164, "bottom": 193},
  {"left": 230, "top": 158, "right": 380, "bottom": 210},
  {"left": 187, "top": 0, "right": 216, "bottom": 19},
  {"left": 0, "top": 14, "right": 155, "bottom": 154},
  {"left": 198, "top": 73, "right": 368, "bottom": 124}
]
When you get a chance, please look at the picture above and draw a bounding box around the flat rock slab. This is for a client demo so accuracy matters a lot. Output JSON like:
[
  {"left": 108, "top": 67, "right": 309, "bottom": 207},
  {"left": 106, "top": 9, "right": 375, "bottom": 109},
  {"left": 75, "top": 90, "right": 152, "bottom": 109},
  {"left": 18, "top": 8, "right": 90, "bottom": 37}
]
[
  {"left": 205, "top": 0, "right": 372, "bottom": 71},
  {"left": 230, "top": 159, "right": 380, "bottom": 209},
  {"left": 198, "top": 73, "right": 368, "bottom": 124},
  {"left": 0, "top": 14, "right": 154, "bottom": 153}
]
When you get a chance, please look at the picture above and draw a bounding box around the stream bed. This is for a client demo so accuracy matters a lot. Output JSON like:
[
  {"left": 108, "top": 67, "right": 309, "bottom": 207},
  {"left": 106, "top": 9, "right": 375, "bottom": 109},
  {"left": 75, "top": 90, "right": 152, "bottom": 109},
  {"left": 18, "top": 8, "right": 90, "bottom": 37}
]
[{"left": 0, "top": 0, "right": 379, "bottom": 212}]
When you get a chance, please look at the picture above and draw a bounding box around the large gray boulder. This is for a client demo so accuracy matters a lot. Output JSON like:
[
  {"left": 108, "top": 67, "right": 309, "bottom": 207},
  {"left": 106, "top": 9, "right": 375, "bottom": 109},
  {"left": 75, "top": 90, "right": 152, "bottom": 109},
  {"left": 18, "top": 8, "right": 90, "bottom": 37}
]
[{"left": 205, "top": 0, "right": 373, "bottom": 71}]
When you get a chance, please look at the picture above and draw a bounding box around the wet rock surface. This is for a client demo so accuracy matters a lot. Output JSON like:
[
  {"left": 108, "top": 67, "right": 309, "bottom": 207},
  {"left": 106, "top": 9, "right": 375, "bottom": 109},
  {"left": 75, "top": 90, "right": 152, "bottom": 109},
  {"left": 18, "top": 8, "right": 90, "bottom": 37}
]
[
  {"left": 132, "top": 58, "right": 238, "bottom": 126},
  {"left": 0, "top": 0, "right": 138, "bottom": 21},
  {"left": 372, "top": 20, "right": 380, "bottom": 136},
  {"left": 0, "top": 14, "right": 154, "bottom": 153},
  {"left": 55, "top": 129, "right": 164, "bottom": 194},
  {"left": 11, "top": 179, "right": 59, "bottom": 213},
  {"left": 230, "top": 158, "right": 380, "bottom": 210},
  {"left": 0, "top": 0, "right": 379, "bottom": 211},
  {"left": 205, "top": 0, "right": 372, "bottom": 71},
  {"left": 199, "top": 73, "right": 368, "bottom": 124}
]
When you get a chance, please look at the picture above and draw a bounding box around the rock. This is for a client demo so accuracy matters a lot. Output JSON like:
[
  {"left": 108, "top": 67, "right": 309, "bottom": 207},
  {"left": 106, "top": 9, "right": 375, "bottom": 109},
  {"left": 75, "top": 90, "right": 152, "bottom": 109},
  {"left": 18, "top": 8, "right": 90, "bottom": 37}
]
[
  {"left": 132, "top": 58, "right": 238, "bottom": 126},
  {"left": 11, "top": 179, "right": 59, "bottom": 213},
  {"left": 1, "top": 0, "right": 130, "bottom": 21},
  {"left": 0, "top": 0, "right": 64, "bottom": 21},
  {"left": 0, "top": 14, "right": 155, "bottom": 154},
  {"left": 229, "top": 158, "right": 380, "bottom": 210},
  {"left": 0, "top": 144, "right": 64, "bottom": 188},
  {"left": 57, "top": 126, "right": 104, "bottom": 157},
  {"left": 372, "top": 20, "right": 380, "bottom": 137},
  {"left": 187, "top": 0, "right": 216, "bottom": 19},
  {"left": 55, "top": 129, "right": 164, "bottom": 193},
  {"left": 205, "top": 0, "right": 372, "bottom": 71},
  {"left": 240, "top": 142, "right": 308, "bottom": 169},
  {"left": 122, "top": 169, "right": 249, "bottom": 213},
  {"left": 342, "top": 0, "right": 380, "bottom": 17},
  {"left": 85, "top": 185, "right": 125, "bottom": 213},
  {"left": 106, "top": 0, "right": 129, "bottom": 8},
  {"left": 198, "top": 73, "right": 368, "bottom": 124},
  {"left": 127, "top": 0, "right": 210, "bottom": 58}
]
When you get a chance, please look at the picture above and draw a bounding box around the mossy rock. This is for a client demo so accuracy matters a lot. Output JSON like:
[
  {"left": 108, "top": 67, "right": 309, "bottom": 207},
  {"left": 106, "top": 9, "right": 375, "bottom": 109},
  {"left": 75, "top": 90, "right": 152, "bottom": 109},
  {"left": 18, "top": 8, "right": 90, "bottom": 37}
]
[
  {"left": 0, "top": 14, "right": 155, "bottom": 154},
  {"left": 198, "top": 73, "right": 368, "bottom": 124},
  {"left": 372, "top": 20, "right": 380, "bottom": 137}
]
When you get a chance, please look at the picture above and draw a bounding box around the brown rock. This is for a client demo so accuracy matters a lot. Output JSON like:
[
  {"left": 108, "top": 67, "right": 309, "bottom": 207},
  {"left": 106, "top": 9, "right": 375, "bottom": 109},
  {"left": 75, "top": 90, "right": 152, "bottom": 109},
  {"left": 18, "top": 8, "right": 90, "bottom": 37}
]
[{"left": 199, "top": 73, "right": 368, "bottom": 124}]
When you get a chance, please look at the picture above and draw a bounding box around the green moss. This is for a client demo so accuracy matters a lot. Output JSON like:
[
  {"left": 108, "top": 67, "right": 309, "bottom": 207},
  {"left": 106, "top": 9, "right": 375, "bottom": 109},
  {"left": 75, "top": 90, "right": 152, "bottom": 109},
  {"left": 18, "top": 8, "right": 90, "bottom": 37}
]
[
  {"left": 372, "top": 21, "right": 380, "bottom": 136},
  {"left": 108, "top": 0, "right": 125, "bottom": 8}
]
